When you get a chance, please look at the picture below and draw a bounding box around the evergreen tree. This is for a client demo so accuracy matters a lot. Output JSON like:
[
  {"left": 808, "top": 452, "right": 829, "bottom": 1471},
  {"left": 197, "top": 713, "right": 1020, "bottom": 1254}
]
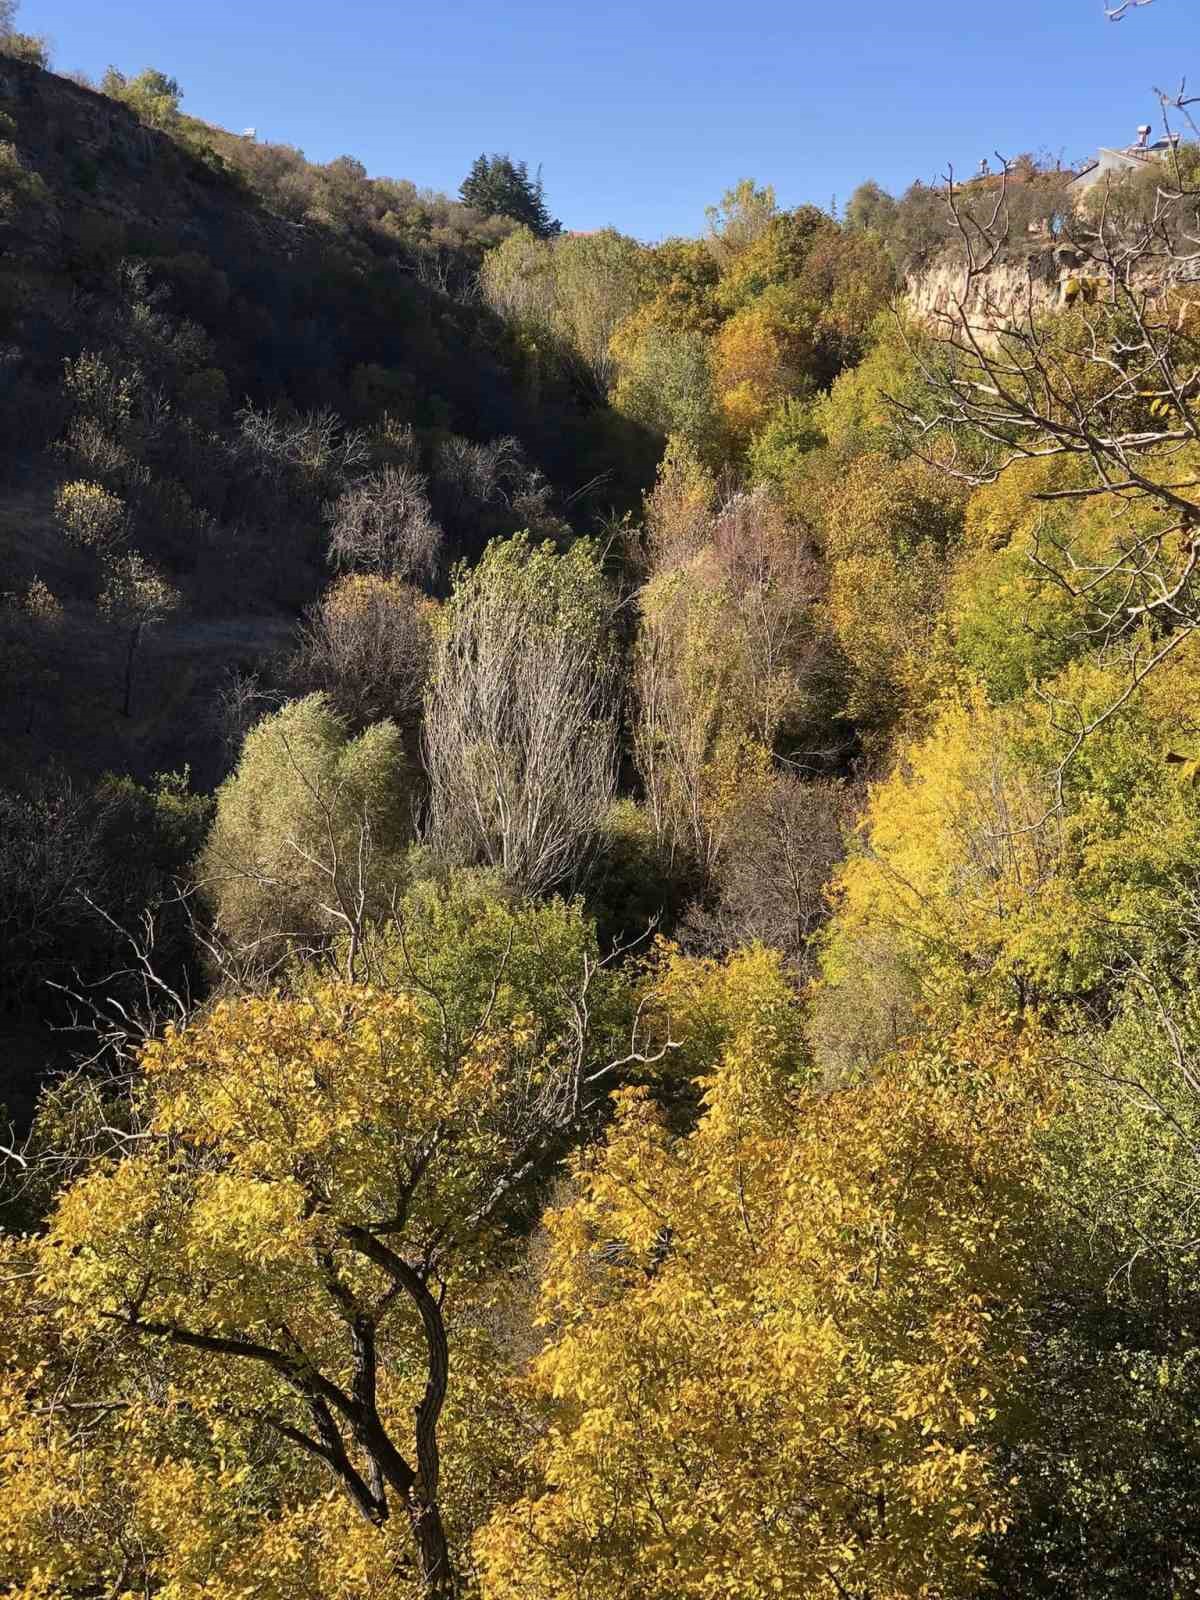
[{"left": 459, "top": 152, "right": 561, "bottom": 237}]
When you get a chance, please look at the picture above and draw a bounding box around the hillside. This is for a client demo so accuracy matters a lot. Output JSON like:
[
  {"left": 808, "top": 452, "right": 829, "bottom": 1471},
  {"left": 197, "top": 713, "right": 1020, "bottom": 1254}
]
[{"left": 0, "top": 54, "right": 653, "bottom": 790}]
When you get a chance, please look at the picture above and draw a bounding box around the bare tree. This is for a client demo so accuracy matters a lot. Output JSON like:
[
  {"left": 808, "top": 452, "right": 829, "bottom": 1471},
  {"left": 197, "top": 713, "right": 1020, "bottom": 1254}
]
[
  {"left": 326, "top": 465, "right": 444, "bottom": 584},
  {"left": 236, "top": 404, "right": 369, "bottom": 511},
  {"left": 684, "top": 776, "right": 858, "bottom": 973},
  {"left": 209, "top": 666, "right": 286, "bottom": 762},
  {"left": 423, "top": 536, "right": 619, "bottom": 897},
  {"left": 0, "top": 777, "right": 105, "bottom": 1011}
]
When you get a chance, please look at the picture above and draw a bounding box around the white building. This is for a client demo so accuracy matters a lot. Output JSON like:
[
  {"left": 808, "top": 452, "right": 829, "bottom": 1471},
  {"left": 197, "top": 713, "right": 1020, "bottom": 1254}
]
[{"left": 1069, "top": 125, "right": 1182, "bottom": 198}]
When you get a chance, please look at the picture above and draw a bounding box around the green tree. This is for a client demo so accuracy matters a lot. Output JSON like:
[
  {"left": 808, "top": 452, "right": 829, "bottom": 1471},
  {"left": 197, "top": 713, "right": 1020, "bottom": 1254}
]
[
  {"left": 100, "top": 67, "right": 184, "bottom": 130},
  {"left": 459, "top": 154, "right": 560, "bottom": 238},
  {"left": 199, "top": 693, "right": 413, "bottom": 972},
  {"left": 844, "top": 179, "right": 897, "bottom": 235}
]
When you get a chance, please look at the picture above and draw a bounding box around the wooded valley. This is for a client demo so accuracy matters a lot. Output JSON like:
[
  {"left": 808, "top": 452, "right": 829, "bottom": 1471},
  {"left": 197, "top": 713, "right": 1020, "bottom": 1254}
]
[{"left": 4, "top": 5, "right": 1200, "bottom": 1594}]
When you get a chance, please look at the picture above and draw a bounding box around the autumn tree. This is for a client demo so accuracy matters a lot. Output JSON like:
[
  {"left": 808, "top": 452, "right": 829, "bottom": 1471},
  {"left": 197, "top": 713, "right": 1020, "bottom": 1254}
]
[
  {"left": 11, "top": 885, "right": 663, "bottom": 1598},
  {"left": 54, "top": 479, "right": 129, "bottom": 551},
  {"left": 423, "top": 535, "right": 619, "bottom": 896},
  {"left": 894, "top": 120, "right": 1200, "bottom": 714},
  {"left": 290, "top": 573, "right": 434, "bottom": 736},
  {"left": 634, "top": 474, "right": 831, "bottom": 875},
  {"left": 477, "top": 951, "right": 1053, "bottom": 1600},
  {"left": 704, "top": 177, "right": 778, "bottom": 266},
  {"left": 0, "top": 0, "right": 47, "bottom": 65},
  {"left": 820, "top": 450, "right": 966, "bottom": 734},
  {"left": 712, "top": 202, "right": 834, "bottom": 313},
  {"left": 812, "top": 637, "right": 1200, "bottom": 1073}
]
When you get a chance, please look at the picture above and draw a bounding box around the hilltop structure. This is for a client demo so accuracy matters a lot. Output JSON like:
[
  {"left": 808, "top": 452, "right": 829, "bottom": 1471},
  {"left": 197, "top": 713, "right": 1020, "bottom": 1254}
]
[{"left": 1069, "top": 123, "right": 1183, "bottom": 198}]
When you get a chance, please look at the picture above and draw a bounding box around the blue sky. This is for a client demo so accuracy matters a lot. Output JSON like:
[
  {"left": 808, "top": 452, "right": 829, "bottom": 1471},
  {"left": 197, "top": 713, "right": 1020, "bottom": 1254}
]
[{"left": 22, "top": 0, "right": 1199, "bottom": 239}]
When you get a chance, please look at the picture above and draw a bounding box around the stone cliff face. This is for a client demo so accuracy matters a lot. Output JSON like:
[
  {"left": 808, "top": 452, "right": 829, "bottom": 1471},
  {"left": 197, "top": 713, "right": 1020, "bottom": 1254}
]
[
  {"left": 903, "top": 248, "right": 1066, "bottom": 330},
  {"left": 904, "top": 241, "right": 1195, "bottom": 331}
]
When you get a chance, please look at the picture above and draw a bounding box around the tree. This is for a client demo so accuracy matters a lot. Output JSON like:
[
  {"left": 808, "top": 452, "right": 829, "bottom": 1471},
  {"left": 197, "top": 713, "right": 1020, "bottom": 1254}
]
[
  {"left": 686, "top": 775, "right": 856, "bottom": 972},
  {"left": 0, "top": 576, "right": 64, "bottom": 735},
  {"left": 844, "top": 179, "right": 898, "bottom": 235},
  {"left": 711, "top": 283, "right": 823, "bottom": 446},
  {"left": 99, "top": 66, "right": 184, "bottom": 129},
  {"left": 54, "top": 479, "right": 129, "bottom": 551},
  {"left": 423, "top": 535, "right": 619, "bottom": 897},
  {"left": 480, "top": 228, "right": 646, "bottom": 400},
  {"left": 98, "top": 552, "right": 181, "bottom": 718},
  {"left": 813, "top": 636, "right": 1200, "bottom": 1073},
  {"left": 459, "top": 154, "right": 560, "bottom": 238},
  {"left": 200, "top": 693, "right": 413, "bottom": 974},
  {"left": 326, "top": 466, "right": 444, "bottom": 584},
  {"left": 0, "top": 775, "right": 104, "bottom": 1013},
  {"left": 610, "top": 317, "right": 724, "bottom": 463},
  {"left": 0, "top": 0, "right": 48, "bottom": 64},
  {"left": 18, "top": 891, "right": 661, "bottom": 1598},
  {"left": 290, "top": 574, "right": 434, "bottom": 736},
  {"left": 634, "top": 481, "right": 831, "bottom": 876},
  {"left": 820, "top": 451, "right": 966, "bottom": 734},
  {"left": 704, "top": 178, "right": 778, "bottom": 266},
  {"left": 477, "top": 956, "right": 1053, "bottom": 1600},
  {"left": 713, "top": 203, "right": 835, "bottom": 313}
]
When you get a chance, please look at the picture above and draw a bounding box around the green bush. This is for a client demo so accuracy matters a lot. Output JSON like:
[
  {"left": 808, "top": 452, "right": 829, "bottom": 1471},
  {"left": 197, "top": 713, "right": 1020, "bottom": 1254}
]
[{"left": 200, "top": 694, "right": 413, "bottom": 967}]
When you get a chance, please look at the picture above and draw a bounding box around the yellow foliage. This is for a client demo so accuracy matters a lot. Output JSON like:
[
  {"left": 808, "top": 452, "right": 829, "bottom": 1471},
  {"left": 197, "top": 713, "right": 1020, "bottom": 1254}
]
[
  {"left": 821, "top": 451, "right": 967, "bottom": 733},
  {"left": 476, "top": 968, "right": 1054, "bottom": 1600},
  {"left": 1, "top": 982, "right": 555, "bottom": 1597},
  {"left": 53, "top": 478, "right": 127, "bottom": 550},
  {"left": 817, "top": 637, "right": 1200, "bottom": 1065}
]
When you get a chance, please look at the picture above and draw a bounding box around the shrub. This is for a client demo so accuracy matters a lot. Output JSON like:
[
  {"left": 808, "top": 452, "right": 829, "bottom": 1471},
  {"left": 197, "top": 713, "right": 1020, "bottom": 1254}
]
[
  {"left": 199, "top": 693, "right": 413, "bottom": 969},
  {"left": 325, "top": 465, "right": 443, "bottom": 583},
  {"left": 54, "top": 480, "right": 128, "bottom": 551},
  {"left": 289, "top": 573, "right": 434, "bottom": 735}
]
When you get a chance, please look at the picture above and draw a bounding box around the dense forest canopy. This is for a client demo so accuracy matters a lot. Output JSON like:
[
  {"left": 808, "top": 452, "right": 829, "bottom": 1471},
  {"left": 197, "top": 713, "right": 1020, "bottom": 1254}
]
[{"left": 6, "top": 2, "right": 1200, "bottom": 1594}]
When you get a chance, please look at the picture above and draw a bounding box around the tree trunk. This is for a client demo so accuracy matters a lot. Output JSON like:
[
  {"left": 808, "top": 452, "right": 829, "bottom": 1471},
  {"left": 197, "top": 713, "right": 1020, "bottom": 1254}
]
[
  {"left": 410, "top": 1497, "right": 457, "bottom": 1597},
  {"left": 121, "top": 624, "right": 141, "bottom": 719}
]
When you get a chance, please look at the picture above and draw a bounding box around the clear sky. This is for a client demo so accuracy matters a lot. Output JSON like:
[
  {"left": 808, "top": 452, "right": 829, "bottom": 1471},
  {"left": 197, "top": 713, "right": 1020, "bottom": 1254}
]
[{"left": 20, "top": 0, "right": 1200, "bottom": 240}]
